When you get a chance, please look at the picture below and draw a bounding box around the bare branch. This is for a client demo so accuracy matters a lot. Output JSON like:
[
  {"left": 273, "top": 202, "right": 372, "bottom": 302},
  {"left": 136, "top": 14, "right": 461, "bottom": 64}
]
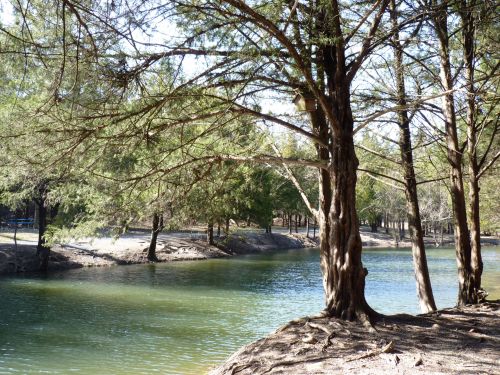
[
  {"left": 347, "top": 0, "right": 389, "bottom": 83},
  {"left": 270, "top": 143, "right": 319, "bottom": 219},
  {"left": 358, "top": 169, "right": 405, "bottom": 191},
  {"left": 356, "top": 144, "right": 401, "bottom": 165},
  {"left": 477, "top": 150, "right": 500, "bottom": 180},
  {"left": 358, "top": 167, "right": 405, "bottom": 188}
]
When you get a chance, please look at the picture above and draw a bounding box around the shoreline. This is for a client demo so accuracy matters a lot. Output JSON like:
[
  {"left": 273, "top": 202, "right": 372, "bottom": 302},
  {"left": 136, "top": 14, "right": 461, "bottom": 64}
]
[
  {"left": 0, "top": 229, "right": 319, "bottom": 275},
  {"left": 209, "top": 301, "right": 500, "bottom": 375},
  {"left": 0, "top": 226, "right": 497, "bottom": 275}
]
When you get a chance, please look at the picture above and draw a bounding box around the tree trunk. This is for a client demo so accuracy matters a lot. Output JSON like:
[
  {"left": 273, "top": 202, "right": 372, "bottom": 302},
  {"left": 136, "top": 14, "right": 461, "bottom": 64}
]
[
  {"left": 148, "top": 213, "right": 164, "bottom": 262},
  {"left": 432, "top": 1, "right": 475, "bottom": 305},
  {"left": 35, "top": 198, "right": 49, "bottom": 272},
  {"left": 460, "top": 0, "right": 483, "bottom": 298},
  {"left": 34, "top": 204, "right": 39, "bottom": 229},
  {"left": 288, "top": 213, "right": 292, "bottom": 234},
  {"left": 13, "top": 213, "right": 18, "bottom": 269},
  {"left": 323, "top": 128, "right": 373, "bottom": 321},
  {"left": 469, "top": 171, "right": 482, "bottom": 291},
  {"left": 294, "top": 214, "right": 298, "bottom": 233},
  {"left": 207, "top": 219, "right": 214, "bottom": 245},
  {"left": 298, "top": 0, "right": 386, "bottom": 322},
  {"left": 310, "top": 105, "right": 374, "bottom": 322},
  {"left": 390, "top": 3, "right": 437, "bottom": 310},
  {"left": 306, "top": 217, "right": 310, "bottom": 238},
  {"left": 225, "top": 217, "right": 230, "bottom": 234}
]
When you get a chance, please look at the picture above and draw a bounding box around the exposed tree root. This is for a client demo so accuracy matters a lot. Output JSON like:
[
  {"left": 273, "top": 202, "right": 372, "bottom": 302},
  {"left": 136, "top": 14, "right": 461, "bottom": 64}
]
[
  {"left": 261, "top": 354, "right": 329, "bottom": 374},
  {"left": 229, "top": 363, "right": 252, "bottom": 375},
  {"left": 345, "top": 341, "right": 394, "bottom": 362},
  {"left": 275, "top": 311, "right": 328, "bottom": 333},
  {"left": 305, "top": 321, "right": 336, "bottom": 350},
  {"left": 210, "top": 303, "right": 500, "bottom": 375}
]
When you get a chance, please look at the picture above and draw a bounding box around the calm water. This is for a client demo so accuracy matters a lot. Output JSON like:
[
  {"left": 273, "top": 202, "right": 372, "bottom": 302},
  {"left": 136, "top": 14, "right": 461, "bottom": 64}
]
[{"left": 0, "top": 247, "right": 498, "bottom": 374}]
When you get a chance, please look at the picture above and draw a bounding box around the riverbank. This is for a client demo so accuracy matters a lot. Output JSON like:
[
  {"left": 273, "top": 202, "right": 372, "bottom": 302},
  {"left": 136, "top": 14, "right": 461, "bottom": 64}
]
[
  {"left": 0, "top": 228, "right": 319, "bottom": 274},
  {"left": 1, "top": 226, "right": 497, "bottom": 274},
  {"left": 209, "top": 301, "right": 500, "bottom": 375}
]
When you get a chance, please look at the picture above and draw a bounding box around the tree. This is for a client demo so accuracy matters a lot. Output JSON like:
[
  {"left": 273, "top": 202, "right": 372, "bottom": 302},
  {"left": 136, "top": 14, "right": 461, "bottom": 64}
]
[
  {"left": 148, "top": 212, "right": 164, "bottom": 261},
  {"left": 356, "top": 174, "right": 382, "bottom": 233},
  {"left": 430, "top": 0, "right": 475, "bottom": 305},
  {"left": 457, "top": 0, "right": 499, "bottom": 300},
  {"left": 427, "top": 0, "right": 498, "bottom": 304},
  {"left": 389, "top": 0, "right": 436, "bottom": 312}
]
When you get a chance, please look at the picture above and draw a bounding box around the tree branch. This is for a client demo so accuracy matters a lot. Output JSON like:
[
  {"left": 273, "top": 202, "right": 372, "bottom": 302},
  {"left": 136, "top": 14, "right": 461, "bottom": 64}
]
[
  {"left": 270, "top": 143, "right": 319, "bottom": 219},
  {"left": 477, "top": 150, "right": 500, "bottom": 180},
  {"left": 347, "top": 0, "right": 389, "bottom": 83},
  {"left": 358, "top": 167, "right": 405, "bottom": 189}
]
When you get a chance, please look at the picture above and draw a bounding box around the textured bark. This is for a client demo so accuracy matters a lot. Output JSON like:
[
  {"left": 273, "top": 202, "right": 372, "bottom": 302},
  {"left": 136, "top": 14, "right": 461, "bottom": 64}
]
[
  {"left": 468, "top": 170, "right": 482, "bottom": 290},
  {"left": 302, "top": 0, "right": 385, "bottom": 322},
  {"left": 311, "top": 108, "right": 373, "bottom": 321},
  {"left": 148, "top": 213, "right": 164, "bottom": 262},
  {"left": 432, "top": 1, "right": 475, "bottom": 305},
  {"left": 325, "top": 129, "right": 373, "bottom": 320},
  {"left": 391, "top": 0, "right": 436, "bottom": 313},
  {"left": 459, "top": 0, "right": 483, "bottom": 298}
]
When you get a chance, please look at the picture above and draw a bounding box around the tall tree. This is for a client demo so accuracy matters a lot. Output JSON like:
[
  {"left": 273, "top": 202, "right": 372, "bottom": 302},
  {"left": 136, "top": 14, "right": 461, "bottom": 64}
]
[
  {"left": 390, "top": 0, "right": 436, "bottom": 312},
  {"left": 458, "top": 0, "right": 499, "bottom": 299},
  {"left": 430, "top": 0, "right": 474, "bottom": 304}
]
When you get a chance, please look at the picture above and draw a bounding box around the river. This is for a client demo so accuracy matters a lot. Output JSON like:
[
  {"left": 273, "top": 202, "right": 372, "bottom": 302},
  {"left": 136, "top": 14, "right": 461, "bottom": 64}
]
[{"left": 0, "top": 247, "right": 498, "bottom": 374}]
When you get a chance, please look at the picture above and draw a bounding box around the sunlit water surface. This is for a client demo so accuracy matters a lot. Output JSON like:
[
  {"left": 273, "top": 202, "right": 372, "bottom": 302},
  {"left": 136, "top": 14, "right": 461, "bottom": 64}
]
[{"left": 0, "top": 247, "right": 498, "bottom": 374}]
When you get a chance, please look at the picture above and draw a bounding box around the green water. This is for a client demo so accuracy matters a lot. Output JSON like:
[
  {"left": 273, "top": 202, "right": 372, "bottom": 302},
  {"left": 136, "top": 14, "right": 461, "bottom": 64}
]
[{"left": 0, "top": 247, "right": 498, "bottom": 374}]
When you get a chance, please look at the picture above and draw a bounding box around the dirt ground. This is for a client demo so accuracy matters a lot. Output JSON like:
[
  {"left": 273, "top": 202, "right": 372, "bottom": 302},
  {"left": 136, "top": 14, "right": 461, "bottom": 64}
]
[{"left": 209, "top": 301, "right": 500, "bottom": 375}]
